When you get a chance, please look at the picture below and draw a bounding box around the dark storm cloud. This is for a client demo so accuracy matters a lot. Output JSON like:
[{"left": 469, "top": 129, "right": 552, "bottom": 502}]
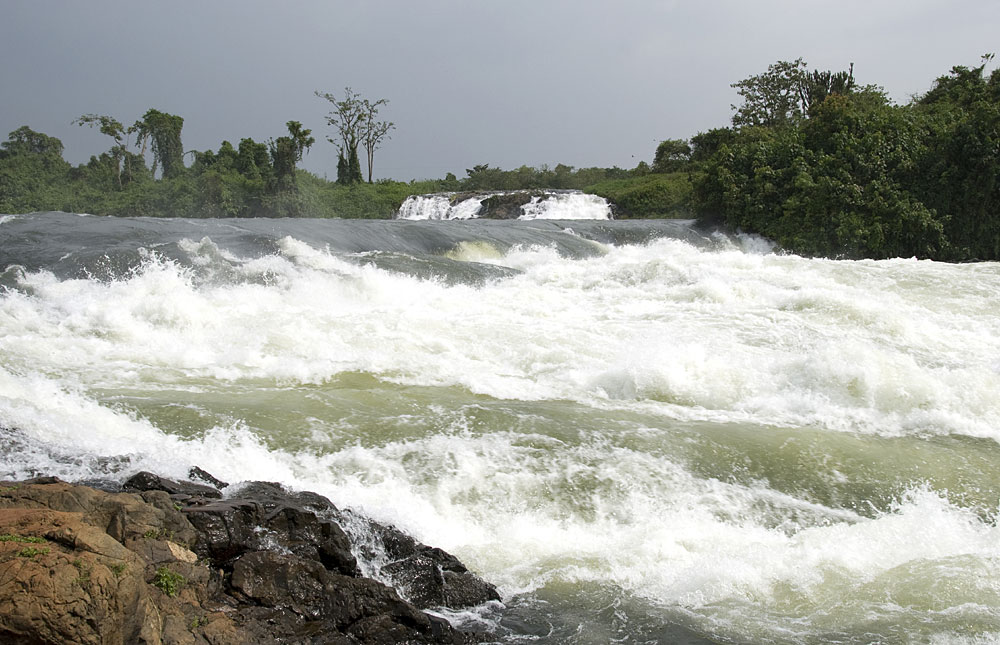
[{"left": 1, "top": 0, "right": 997, "bottom": 180}]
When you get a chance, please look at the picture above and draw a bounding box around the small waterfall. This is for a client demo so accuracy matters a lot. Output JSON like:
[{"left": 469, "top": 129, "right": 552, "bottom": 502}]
[{"left": 397, "top": 190, "right": 613, "bottom": 220}]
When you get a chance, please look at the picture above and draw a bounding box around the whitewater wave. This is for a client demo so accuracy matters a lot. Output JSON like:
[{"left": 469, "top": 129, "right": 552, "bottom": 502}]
[{"left": 2, "top": 228, "right": 999, "bottom": 441}]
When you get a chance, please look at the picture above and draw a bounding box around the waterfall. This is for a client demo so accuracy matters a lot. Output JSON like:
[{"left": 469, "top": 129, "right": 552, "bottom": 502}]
[{"left": 396, "top": 190, "right": 613, "bottom": 220}]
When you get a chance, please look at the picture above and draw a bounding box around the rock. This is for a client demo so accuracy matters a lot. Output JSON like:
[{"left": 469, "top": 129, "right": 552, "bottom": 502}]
[
  {"left": 0, "top": 476, "right": 497, "bottom": 644},
  {"left": 124, "top": 471, "right": 223, "bottom": 499},
  {"left": 373, "top": 524, "right": 501, "bottom": 610},
  {"left": 478, "top": 192, "right": 535, "bottom": 219},
  {"left": 188, "top": 466, "right": 229, "bottom": 490},
  {"left": 182, "top": 483, "right": 359, "bottom": 576},
  {"left": 0, "top": 507, "right": 152, "bottom": 645}
]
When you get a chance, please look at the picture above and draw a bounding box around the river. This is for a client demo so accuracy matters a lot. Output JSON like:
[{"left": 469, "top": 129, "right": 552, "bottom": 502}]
[{"left": 2, "top": 210, "right": 1000, "bottom": 643}]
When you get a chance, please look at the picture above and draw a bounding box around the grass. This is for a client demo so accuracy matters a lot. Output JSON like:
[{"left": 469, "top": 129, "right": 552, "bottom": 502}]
[
  {"left": 16, "top": 546, "right": 49, "bottom": 558},
  {"left": 0, "top": 533, "right": 47, "bottom": 544},
  {"left": 153, "top": 566, "right": 185, "bottom": 597}
]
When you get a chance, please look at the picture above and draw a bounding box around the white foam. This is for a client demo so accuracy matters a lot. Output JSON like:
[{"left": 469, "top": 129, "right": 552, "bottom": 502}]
[
  {"left": 397, "top": 191, "right": 612, "bottom": 220},
  {"left": 2, "top": 236, "right": 999, "bottom": 441}
]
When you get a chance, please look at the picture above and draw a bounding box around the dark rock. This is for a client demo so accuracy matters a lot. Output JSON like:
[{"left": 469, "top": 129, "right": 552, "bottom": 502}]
[
  {"left": 123, "top": 470, "right": 223, "bottom": 499},
  {"left": 74, "top": 478, "right": 123, "bottom": 493},
  {"left": 189, "top": 466, "right": 229, "bottom": 489},
  {"left": 478, "top": 192, "right": 535, "bottom": 219},
  {"left": 346, "top": 512, "right": 501, "bottom": 610},
  {"left": 184, "top": 497, "right": 263, "bottom": 563},
  {"left": 231, "top": 550, "right": 470, "bottom": 644},
  {"left": 184, "top": 481, "right": 359, "bottom": 576}
]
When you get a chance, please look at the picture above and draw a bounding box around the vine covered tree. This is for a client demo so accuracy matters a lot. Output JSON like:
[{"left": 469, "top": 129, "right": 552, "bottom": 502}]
[
  {"left": 269, "top": 120, "right": 315, "bottom": 189},
  {"left": 138, "top": 109, "right": 184, "bottom": 179}
]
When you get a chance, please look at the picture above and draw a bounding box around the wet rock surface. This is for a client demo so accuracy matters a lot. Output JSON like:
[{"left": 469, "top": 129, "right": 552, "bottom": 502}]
[{"left": 0, "top": 472, "right": 501, "bottom": 644}]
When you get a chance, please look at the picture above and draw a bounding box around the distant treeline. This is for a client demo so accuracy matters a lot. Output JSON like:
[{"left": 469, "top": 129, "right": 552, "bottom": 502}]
[
  {"left": 2, "top": 58, "right": 999, "bottom": 259},
  {"left": 0, "top": 120, "right": 671, "bottom": 220}
]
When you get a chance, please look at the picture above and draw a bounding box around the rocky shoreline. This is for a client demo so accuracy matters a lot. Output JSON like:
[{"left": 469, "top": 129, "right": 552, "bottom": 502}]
[{"left": 0, "top": 471, "right": 501, "bottom": 644}]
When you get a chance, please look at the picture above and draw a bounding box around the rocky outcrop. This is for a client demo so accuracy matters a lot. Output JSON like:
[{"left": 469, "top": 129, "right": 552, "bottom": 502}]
[
  {"left": 450, "top": 191, "right": 550, "bottom": 220},
  {"left": 0, "top": 474, "right": 500, "bottom": 645}
]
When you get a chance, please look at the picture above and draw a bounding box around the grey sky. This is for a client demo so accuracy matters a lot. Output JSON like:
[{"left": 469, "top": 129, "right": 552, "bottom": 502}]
[{"left": 2, "top": 0, "right": 997, "bottom": 181}]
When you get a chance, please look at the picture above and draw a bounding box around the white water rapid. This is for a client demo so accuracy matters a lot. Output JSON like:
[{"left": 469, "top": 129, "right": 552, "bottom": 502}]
[
  {"left": 396, "top": 190, "right": 613, "bottom": 220},
  {"left": 2, "top": 213, "right": 1000, "bottom": 643}
]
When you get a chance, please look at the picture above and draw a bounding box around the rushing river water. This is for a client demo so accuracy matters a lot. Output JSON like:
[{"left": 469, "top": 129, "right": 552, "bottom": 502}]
[{"left": 2, "top": 211, "right": 1000, "bottom": 644}]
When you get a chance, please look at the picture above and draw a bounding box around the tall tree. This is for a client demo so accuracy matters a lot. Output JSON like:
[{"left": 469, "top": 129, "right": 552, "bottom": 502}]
[
  {"left": 316, "top": 88, "right": 392, "bottom": 183},
  {"left": 360, "top": 98, "right": 394, "bottom": 182},
  {"left": 315, "top": 87, "right": 364, "bottom": 184},
  {"left": 73, "top": 114, "right": 128, "bottom": 188},
  {"left": 269, "top": 120, "right": 315, "bottom": 189},
  {"left": 139, "top": 109, "right": 185, "bottom": 179}
]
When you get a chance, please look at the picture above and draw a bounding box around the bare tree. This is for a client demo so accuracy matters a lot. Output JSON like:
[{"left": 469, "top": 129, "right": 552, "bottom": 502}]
[
  {"left": 360, "top": 98, "right": 394, "bottom": 183},
  {"left": 315, "top": 87, "right": 365, "bottom": 183},
  {"left": 316, "top": 88, "right": 394, "bottom": 183}
]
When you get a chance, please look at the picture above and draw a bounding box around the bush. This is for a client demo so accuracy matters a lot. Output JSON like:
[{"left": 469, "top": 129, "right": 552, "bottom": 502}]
[
  {"left": 153, "top": 566, "right": 185, "bottom": 597},
  {"left": 586, "top": 172, "right": 694, "bottom": 218}
]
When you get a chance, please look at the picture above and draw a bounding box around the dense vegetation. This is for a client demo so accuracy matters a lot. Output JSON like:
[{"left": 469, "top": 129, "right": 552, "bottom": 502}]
[
  {"left": 0, "top": 117, "right": 671, "bottom": 220},
  {"left": 2, "top": 59, "right": 998, "bottom": 260},
  {"left": 691, "top": 57, "right": 1000, "bottom": 260}
]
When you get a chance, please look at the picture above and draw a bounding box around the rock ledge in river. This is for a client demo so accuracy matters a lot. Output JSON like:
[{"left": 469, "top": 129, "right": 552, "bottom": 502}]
[{"left": 0, "top": 473, "right": 500, "bottom": 645}]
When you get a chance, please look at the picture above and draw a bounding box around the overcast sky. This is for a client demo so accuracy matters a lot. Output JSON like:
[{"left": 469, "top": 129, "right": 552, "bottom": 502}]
[{"left": 2, "top": 0, "right": 997, "bottom": 181}]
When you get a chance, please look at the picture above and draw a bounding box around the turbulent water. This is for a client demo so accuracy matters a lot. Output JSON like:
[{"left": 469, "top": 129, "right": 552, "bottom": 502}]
[
  {"left": 3, "top": 211, "right": 1000, "bottom": 644},
  {"left": 397, "top": 190, "right": 614, "bottom": 220}
]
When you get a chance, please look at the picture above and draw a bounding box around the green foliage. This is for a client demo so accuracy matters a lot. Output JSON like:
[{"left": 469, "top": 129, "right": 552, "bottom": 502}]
[
  {"left": 586, "top": 173, "right": 694, "bottom": 218},
  {"left": 0, "top": 127, "right": 73, "bottom": 213},
  {"left": 16, "top": 546, "right": 49, "bottom": 558},
  {"left": 316, "top": 88, "right": 394, "bottom": 183},
  {"left": 459, "top": 163, "right": 632, "bottom": 192},
  {"left": 910, "top": 59, "right": 1000, "bottom": 259},
  {"left": 72, "top": 558, "right": 92, "bottom": 585},
  {"left": 691, "top": 59, "right": 1000, "bottom": 259},
  {"left": 153, "top": 565, "right": 185, "bottom": 597},
  {"left": 4, "top": 58, "right": 998, "bottom": 259},
  {"left": 141, "top": 109, "right": 185, "bottom": 179},
  {"left": 651, "top": 139, "right": 691, "bottom": 173},
  {"left": 730, "top": 58, "right": 858, "bottom": 128},
  {"left": 270, "top": 120, "right": 315, "bottom": 192},
  {"left": 111, "top": 562, "right": 128, "bottom": 578},
  {"left": 0, "top": 533, "right": 47, "bottom": 543}
]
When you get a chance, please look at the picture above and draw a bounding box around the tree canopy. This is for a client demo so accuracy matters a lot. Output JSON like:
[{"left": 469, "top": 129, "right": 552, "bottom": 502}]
[{"left": 690, "top": 56, "right": 1000, "bottom": 260}]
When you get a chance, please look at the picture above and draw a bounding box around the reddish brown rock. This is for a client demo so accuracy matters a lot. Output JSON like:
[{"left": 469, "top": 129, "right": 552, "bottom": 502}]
[{"left": 0, "top": 476, "right": 499, "bottom": 644}]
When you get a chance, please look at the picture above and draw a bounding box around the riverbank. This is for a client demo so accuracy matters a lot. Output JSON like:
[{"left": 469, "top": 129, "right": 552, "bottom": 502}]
[{"left": 0, "top": 470, "right": 500, "bottom": 644}]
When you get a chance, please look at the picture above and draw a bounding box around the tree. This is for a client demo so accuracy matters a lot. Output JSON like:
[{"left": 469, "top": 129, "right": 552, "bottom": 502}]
[
  {"left": 73, "top": 114, "right": 129, "bottom": 188},
  {"left": 731, "top": 58, "right": 811, "bottom": 128},
  {"left": 0, "top": 126, "right": 65, "bottom": 159},
  {"left": 730, "top": 59, "right": 857, "bottom": 128},
  {"left": 269, "top": 120, "right": 315, "bottom": 190},
  {"left": 651, "top": 138, "right": 691, "bottom": 173},
  {"left": 237, "top": 138, "right": 270, "bottom": 181},
  {"left": 689, "top": 128, "right": 736, "bottom": 163},
  {"left": 0, "top": 127, "right": 71, "bottom": 212},
  {"left": 138, "top": 109, "right": 184, "bottom": 179},
  {"left": 316, "top": 88, "right": 392, "bottom": 183},
  {"left": 359, "top": 98, "right": 394, "bottom": 182},
  {"left": 912, "top": 55, "right": 1000, "bottom": 259},
  {"left": 316, "top": 88, "right": 365, "bottom": 184}
]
